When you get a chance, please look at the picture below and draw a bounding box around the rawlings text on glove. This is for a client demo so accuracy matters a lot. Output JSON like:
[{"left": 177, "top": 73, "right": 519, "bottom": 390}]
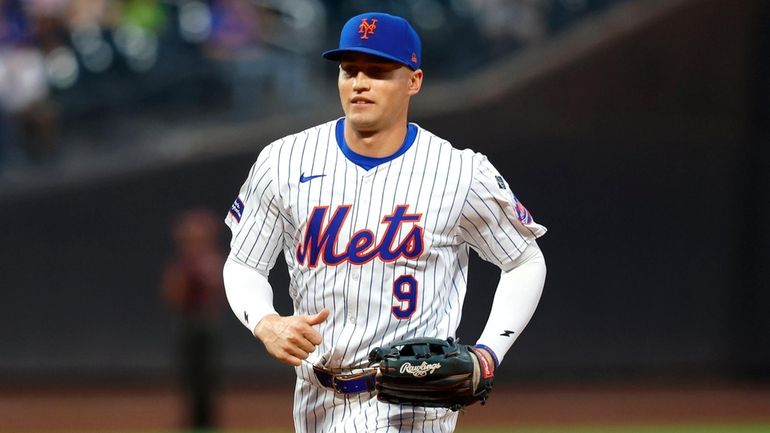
[{"left": 368, "top": 337, "right": 494, "bottom": 411}]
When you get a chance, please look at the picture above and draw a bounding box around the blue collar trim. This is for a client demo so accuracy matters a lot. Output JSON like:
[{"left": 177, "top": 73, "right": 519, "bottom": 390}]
[{"left": 335, "top": 119, "right": 417, "bottom": 171}]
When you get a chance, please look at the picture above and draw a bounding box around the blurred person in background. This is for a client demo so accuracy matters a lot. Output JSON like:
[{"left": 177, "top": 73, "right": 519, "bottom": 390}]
[
  {"left": 65, "top": 0, "right": 117, "bottom": 30},
  {"left": 63, "top": 0, "right": 121, "bottom": 60},
  {"left": 254, "top": 0, "right": 326, "bottom": 112},
  {"left": 206, "top": 0, "right": 261, "bottom": 58},
  {"left": 204, "top": 0, "right": 266, "bottom": 116},
  {"left": 116, "top": 0, "right": 167, "bottom": 71},
  {"left": 162, "top": 208, "right": 226, "bottom": 431},
  {"left": 204, "top": 0, "right": 326, "bottom": 117},
  {"left": 0, "top": 0, "right": 24, "bottom": 170},
  {"left": 27, "top": 0, "right": 71, "bottom": 51},
  {"left": 0, "top": 0, "right": 59, "bottom": 169}
]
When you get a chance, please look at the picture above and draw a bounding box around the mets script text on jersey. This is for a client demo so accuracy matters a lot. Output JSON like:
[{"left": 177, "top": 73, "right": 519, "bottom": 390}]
[{"left": 296, "top": 204, "right": 424, "bottom": 268}]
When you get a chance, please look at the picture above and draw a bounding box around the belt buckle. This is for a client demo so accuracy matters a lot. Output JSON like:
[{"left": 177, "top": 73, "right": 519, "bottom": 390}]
[
  {"left": 313, "top": 365, "right": 375, "bottom": 395},
  {"left": 331, "top": 370, "right": 375, "bottom": 395}
]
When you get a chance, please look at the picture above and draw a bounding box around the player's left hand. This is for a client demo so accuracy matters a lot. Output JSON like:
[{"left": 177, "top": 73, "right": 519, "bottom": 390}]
[{"left": 369, "top": 337, "right": 495, "bottom": 411}]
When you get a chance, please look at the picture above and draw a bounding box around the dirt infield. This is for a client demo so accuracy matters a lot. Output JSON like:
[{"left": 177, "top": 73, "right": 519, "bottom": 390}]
[{"left": 1, "top": 383, "right": 769, "bottom": 431}]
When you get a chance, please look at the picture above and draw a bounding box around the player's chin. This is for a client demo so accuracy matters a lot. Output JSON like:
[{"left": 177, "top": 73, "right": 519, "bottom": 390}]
[
  {"left": 345, "top": 113, "right": 379, "bottom": 129},
  {"left": 347, "top": 103, "right": 375, "bottom": 117}
]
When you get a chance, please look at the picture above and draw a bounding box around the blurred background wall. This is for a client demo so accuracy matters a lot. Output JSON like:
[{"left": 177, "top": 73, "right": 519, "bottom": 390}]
[{"left": 0, "top": 0, "right": 767, "bottom": 387}]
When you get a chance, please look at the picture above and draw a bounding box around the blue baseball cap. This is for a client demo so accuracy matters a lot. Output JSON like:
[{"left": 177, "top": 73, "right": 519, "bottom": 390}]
[{"left": 323, "top": 12, "right": 421, "bottom": 70}]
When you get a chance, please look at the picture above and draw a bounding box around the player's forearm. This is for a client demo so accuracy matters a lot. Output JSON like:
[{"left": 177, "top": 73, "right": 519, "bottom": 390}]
[
  {"left": 223, "top": 257, "right": 278, "bottom": 335},
  {"left": 475, "top": 242, "right": 546, "bottom": 366}
]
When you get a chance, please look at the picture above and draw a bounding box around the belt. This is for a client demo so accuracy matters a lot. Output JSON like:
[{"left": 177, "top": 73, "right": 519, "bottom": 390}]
[{"left": 312, "top": 365, "right": 377, "bottom": 395}]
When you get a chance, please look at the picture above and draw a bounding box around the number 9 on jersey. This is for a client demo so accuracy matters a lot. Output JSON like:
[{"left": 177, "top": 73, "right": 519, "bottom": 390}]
[{"left": 392, "top": 275, "right": 418, "bottom": 319}]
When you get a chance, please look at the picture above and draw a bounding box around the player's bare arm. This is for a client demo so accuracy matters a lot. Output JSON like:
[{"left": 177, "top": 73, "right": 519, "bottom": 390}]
[{"left": 253, "top": 309, "right": 329, "bottom": 367}]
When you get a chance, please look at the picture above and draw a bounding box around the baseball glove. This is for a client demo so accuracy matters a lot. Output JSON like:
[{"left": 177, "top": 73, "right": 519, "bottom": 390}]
[{"left": 368, "top": 337, "right": 494, "bottom": 411}]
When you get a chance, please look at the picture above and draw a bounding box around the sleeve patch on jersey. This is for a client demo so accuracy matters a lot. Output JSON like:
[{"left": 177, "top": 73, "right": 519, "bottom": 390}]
[
  {"left": 229, "top": 197, "right": 245, "bottom": 223},
  {"left": 495, "top": 176, "right": 506, "bottom": 189},
  {"left": 512, "top": 194, "right": 533, "bottom": 224}
]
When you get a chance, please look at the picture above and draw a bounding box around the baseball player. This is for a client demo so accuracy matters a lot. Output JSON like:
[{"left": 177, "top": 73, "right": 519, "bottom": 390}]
[{"left": 223, "top": 12, "right": 547, "bottom": 433}]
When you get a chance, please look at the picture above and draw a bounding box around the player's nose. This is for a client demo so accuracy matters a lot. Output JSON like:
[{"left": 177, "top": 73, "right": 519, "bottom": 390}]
[{"left": 352, "top": 71, "right": 370, "bottom": 91}]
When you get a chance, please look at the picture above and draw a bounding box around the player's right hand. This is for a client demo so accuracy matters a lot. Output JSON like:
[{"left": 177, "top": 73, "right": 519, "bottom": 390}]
[{"left": 253, "top": 308, "right": 330, "bottom": 366}]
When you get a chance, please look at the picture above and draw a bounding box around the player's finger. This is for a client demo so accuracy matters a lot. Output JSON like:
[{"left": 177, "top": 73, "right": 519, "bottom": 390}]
[
  {"left": 304, "top": 308, "right": 330, "bottom": 326},
  {"left": 289, "top": 334, "right": 317, "bottom": 354},
  {"left": 284, "top": 344, "right": 311, "bottom": 361},
  {"left": 267, "top": 345, "right": 302, "bottom": 367},
  {"left": 279, "top": 353, "right": 302, "bottom": 367},
  {"left": 303, "top": 327, "right": 323, "bottom": 346}
]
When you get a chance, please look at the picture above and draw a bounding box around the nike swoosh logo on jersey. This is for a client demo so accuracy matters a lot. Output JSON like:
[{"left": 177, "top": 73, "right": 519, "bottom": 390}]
[{"left": 300, "top": 173, "right": 326, "bottom": 183}]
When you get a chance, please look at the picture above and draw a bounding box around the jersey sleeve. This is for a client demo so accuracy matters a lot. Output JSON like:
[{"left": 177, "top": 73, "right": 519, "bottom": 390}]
[
  {"left": 458, "top": 153, "right": 547, "bottom": 271},
  {"left": 225, "top": 143, "right": 286, "bottom": 274}
]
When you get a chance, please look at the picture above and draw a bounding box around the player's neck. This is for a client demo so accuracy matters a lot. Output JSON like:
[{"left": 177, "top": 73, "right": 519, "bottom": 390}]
[{"left": 344, "top": 121, "right": 408, "bottom": 158}]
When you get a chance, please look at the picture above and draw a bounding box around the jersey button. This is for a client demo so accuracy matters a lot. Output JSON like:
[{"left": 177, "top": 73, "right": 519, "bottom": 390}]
[{"left": 351, "top": 271, "right": 359, "bottom": 281}]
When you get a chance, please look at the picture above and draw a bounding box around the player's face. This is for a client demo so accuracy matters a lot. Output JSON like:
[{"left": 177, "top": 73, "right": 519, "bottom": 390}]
[{"left": 338, "top": 53, "right": 423, "bottom": 133}]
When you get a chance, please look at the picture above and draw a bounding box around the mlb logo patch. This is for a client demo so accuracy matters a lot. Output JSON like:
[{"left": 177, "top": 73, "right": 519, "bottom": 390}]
[{"left": 229, "top": 197, "right": 245, "bottom": 223}]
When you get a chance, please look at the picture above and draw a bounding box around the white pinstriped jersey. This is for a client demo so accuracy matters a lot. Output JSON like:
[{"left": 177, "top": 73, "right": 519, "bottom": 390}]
[{"left": 225, "top": 118, "right": 546, "bottom": 433}]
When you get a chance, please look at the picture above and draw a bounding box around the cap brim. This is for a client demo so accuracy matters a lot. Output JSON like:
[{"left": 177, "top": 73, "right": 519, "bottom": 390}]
[{"left": 322, "top": 47, "right": 416, "bottom": 70}]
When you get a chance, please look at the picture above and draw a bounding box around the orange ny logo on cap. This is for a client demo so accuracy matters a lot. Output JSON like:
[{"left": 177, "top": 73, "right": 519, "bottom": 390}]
[{"left": 359, "top": 18, "right": 378, "bottom": 39}]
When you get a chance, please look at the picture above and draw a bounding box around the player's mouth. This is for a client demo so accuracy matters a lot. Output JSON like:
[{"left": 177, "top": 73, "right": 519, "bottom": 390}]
[{"left": 351, "top": 96, "right": 373, "bottom": 105}]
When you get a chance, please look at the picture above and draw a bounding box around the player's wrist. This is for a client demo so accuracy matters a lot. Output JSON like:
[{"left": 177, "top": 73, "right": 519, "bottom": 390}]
[
  {"left": 253, "top": 313, "right": 281, "bottom": 339},
  {"left": 472, "top": 344, "right": 499, "bottom": 370}
]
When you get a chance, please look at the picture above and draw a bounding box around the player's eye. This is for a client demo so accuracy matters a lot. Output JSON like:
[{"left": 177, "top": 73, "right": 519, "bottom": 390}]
[
  {"left": 366, "top": 68, "right": 386, "bottom": 78},
  {"left": 340, "top": 64, "right": 394, "bottom": 80},
  {"left": 340, "top": 65, "right": 358, "bottom": 77}
]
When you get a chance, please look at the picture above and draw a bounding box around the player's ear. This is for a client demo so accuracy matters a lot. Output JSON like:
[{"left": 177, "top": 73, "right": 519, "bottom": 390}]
[{"left": 407, "top": 69, "right": 423, "bottom": 95}]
